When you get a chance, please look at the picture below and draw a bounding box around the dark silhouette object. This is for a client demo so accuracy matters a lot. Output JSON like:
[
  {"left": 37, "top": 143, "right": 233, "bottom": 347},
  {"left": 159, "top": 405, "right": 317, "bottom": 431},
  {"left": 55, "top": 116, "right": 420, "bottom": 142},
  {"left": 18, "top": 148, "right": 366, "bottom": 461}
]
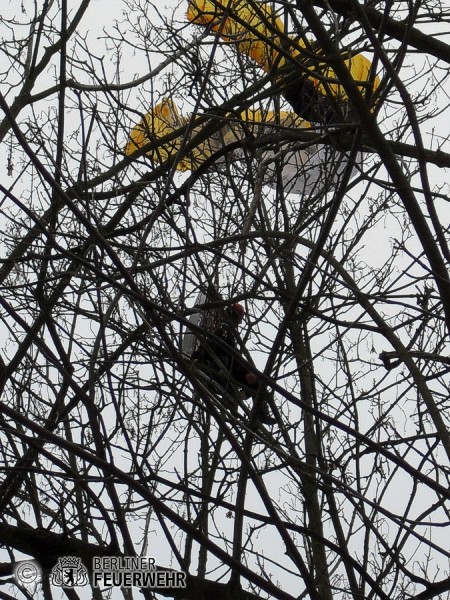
[{"left": 193, "top": 303, "right": 276, "bottom": 426}]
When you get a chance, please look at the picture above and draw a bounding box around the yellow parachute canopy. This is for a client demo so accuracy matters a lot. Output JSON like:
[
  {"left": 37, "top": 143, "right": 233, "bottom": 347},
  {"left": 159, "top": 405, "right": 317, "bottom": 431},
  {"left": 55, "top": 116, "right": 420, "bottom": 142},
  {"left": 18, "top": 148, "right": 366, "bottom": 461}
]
[
  {"left": 124, "top": 98, "right": 310, "bottom": 164},
  {"left": 124, "top": 99, "right": 361, "bottom": 195},
  {"left": 125, "top": 99, "right": 194, "bottom": 171},
  {"left": 187, "top": 0, "right": 380, "bottom": 108},
  {"left": 124, "top": 0, "right": 374, "bottom": 192}
]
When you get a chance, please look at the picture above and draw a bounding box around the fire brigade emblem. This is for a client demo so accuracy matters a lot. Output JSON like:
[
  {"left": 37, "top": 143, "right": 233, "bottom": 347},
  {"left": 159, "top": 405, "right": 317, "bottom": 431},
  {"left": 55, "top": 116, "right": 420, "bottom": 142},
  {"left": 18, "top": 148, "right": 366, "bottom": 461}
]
[{"left": 50, "top": 557, "right": 88, "bottom": 587}]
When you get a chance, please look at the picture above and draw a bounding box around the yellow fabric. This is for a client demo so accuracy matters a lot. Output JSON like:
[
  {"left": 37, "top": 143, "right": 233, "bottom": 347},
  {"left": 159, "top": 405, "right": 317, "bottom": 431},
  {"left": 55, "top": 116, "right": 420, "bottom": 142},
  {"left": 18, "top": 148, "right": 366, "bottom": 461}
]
[
  {"left": 307, "top": 53, "right": 377, "bottom": 102},
  {"left": 125, "top": 1, "right": 379, "bottom": 167},
  {"left": 124, "top": 98, "right": 225, "bottom": 170},
  {"left": 187, "top": 0, "right": 380, "bottom": 104},
  {"left": 187, "top": 0, "right": 287, "bottom": 72},
  {"left": 239, "top": 108, "right": 309, "bottom": 136},
  {"left": 124, "top": 99, "right": 311, "bottom": 171},
  {"left": 124, "top": 98, "right": 190, "bottom": 168}
]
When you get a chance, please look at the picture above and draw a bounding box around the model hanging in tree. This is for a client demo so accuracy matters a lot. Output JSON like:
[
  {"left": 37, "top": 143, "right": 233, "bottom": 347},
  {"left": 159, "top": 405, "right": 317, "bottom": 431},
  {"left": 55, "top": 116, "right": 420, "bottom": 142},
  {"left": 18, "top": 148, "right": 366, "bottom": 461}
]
[{"left": 192, "top": 303, "right": 276, "bottom": 425}]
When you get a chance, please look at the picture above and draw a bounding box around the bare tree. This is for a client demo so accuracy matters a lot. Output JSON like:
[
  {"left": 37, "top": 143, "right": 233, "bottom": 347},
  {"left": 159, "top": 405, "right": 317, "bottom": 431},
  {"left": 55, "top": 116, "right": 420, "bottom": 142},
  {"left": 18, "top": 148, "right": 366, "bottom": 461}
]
[{"left": 0, "top": 0, "right": 449, "bottom": 599}]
